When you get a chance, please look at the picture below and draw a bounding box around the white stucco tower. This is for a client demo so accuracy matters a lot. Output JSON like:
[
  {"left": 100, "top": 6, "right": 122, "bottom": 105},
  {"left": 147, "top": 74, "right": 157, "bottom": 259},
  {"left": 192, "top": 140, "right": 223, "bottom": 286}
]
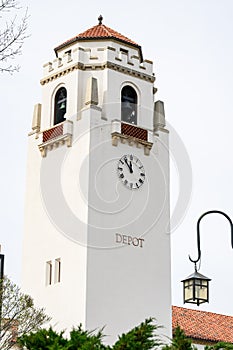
[{"left": 22, "top": 17, "right": 171, "bottom": 342}]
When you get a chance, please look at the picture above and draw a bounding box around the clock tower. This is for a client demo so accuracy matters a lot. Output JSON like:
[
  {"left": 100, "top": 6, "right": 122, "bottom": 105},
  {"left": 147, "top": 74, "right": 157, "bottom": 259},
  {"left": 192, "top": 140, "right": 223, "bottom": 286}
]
[{"left": 22, "top": 17, "right": 172, "bottom": 342}]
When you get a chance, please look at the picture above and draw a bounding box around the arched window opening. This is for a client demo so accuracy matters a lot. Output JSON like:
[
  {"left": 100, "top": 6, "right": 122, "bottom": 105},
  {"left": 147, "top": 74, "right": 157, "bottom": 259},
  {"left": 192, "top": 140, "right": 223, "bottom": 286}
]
[
  {"left": 121, "top": 86, "right": 137, "bottom": 125},
  {"left": 54, "top": 87, "right": 67, "bottom": 125}
]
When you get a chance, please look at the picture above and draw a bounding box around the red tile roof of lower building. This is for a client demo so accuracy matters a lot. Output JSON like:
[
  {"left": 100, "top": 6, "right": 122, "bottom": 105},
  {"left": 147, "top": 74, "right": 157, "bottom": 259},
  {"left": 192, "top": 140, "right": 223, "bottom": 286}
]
[{"left": 172, "top": 306, "right": 233, "bottom": 344}]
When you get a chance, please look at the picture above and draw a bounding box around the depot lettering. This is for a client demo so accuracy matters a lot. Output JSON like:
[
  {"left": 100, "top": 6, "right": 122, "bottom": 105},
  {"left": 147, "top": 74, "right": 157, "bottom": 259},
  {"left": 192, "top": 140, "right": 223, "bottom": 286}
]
[{"left": 115, "top": 233, "right": 144, "bottom": 248}]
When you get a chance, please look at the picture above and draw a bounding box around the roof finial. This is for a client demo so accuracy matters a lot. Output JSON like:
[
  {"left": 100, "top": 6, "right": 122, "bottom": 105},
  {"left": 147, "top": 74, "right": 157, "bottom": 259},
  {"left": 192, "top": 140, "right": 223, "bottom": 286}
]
[{"left": 98, "top": 15, "right": 103, "bottom": 25}]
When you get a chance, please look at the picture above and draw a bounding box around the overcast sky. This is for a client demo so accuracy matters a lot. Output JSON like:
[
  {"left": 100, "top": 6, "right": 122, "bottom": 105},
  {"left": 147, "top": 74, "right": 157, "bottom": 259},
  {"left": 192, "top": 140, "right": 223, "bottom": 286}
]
[{"left": 1, "top": 0, "right": 233, "bottom": 318}]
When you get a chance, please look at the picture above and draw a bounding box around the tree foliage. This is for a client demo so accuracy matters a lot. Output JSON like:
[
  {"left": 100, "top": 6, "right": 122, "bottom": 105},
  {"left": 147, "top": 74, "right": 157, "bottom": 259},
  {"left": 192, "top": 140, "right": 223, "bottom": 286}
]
[
  {"left": 0, "top": 277, "right": 50, "bottom": 350},
  {"left": 162, "top": 326, "right": 197, "bottom": 350},
  {"left": 205, "top": 343, "right": 233, "bottom": 350},
  {"left": 163, "top": 326, "right": 233, "bottom": 350},
  {"left": 0, "top": 0, "right": 28, "bottom": 73},
  {"left": 15, "top": 318, "right": 233, "bottom": 350},
  {"left": 18, "top": 318, "right": 161, "bottom": 350},
  {"left": 18, "top": 328, "right": 68, "bottom": 350},
  {"left": 112, "top": 318, "right": 162, "bottom": 350}
]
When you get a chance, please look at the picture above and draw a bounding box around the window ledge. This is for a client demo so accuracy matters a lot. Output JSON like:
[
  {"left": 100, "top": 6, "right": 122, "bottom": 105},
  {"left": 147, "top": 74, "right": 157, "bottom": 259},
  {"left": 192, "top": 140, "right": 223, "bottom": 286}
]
[
  {"left": 38, "top": 120, "right": 73, "bottom": 157},
  {"left": 111, "top": 120, "right": 153, "bottom": 155}
]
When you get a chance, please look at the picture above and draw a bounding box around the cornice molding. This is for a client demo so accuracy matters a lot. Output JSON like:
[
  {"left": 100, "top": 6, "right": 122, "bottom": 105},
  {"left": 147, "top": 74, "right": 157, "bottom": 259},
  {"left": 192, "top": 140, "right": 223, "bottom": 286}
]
[
  {"left": 40, "top": 61, "right": 155, "bottom": 85},
  {"left": 111, "top": 132, "right": 153, "bottom": 156}
]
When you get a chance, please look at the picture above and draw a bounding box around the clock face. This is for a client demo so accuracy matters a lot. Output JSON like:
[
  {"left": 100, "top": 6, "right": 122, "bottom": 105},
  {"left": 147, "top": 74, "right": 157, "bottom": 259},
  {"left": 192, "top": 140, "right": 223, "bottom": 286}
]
[{"left": 117, "top": 154, "right": 145, "bottom": 189}]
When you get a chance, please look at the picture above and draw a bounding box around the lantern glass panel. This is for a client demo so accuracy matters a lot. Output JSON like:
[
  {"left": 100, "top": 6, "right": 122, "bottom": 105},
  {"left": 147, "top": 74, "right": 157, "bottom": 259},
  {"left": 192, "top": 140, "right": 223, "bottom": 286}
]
[
  {"left": 195, "top": 283, "right": 208, "bottom": 300},
  {"left": 184, "top": 280, "right": 193, "bottom": 300}
]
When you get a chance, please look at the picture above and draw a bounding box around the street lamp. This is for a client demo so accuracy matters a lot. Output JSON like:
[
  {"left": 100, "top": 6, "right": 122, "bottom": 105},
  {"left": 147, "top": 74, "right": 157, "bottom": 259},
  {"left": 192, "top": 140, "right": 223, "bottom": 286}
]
[
  {"left": 182, "top": 210, "right": 233, "bottom": 306},
  {"left": 181, "top": 265, "right": 211, "bottom": 306},
  {"left": 0, "top": 253, "right": 4, "bottom": 281},
  {"left": 0, "top": 251, "right": 4, "bottom": 339}
]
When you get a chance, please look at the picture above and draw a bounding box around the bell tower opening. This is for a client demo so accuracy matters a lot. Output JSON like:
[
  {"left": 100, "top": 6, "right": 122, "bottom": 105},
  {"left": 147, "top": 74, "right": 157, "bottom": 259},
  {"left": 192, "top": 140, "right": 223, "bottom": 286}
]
[
  {"left": 121, "top": 85, "right": 137, "bottom": 125},
  {"left": 54, "top": 87, "right": 67, "bottom": 125}
]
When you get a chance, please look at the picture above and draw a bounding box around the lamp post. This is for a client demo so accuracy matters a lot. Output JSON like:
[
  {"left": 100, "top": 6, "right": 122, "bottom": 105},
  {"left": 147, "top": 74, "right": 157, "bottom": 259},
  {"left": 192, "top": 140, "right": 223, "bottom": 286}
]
[
  {"left": 182, "top": 210, "right": 233, "bottom": 306},
  {"left": 0, "top": 254, "right": 4, "bottom": 281},
  {"left": 0, "top": 252, "right": 4, "bottom": 341}
]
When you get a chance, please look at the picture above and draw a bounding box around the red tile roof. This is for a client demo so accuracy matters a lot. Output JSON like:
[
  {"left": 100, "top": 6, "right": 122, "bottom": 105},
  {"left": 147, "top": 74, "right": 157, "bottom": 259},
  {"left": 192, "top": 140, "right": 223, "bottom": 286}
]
[
  {"left": 172, "top": 306, "right": 233, "bottom": 344},
  {"left": 54, "top": 21, "right": 142, "bottom": 58}
]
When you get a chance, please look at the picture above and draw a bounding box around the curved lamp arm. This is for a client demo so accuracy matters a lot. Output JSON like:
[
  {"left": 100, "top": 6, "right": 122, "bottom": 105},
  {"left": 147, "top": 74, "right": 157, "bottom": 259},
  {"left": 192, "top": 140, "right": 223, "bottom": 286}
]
[{"left": 189, "top": 210, "right": 233, "bottom": 264}]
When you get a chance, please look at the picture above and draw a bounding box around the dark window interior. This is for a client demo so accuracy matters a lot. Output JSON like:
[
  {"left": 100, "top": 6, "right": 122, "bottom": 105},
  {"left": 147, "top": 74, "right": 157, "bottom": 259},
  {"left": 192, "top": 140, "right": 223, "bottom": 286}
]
[
  {"left": 121, "top": 86, "right": 137, "bottom": 125},
  {"left": 54, "top": 87, "right": 67, "bottom": 125}
]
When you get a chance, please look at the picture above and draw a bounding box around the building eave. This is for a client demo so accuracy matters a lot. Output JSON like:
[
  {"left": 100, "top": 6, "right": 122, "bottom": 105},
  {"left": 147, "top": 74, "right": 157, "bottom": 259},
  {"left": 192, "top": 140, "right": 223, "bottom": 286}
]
[{"left": 54, "top": 37, "right": 143, "bottom": 62}]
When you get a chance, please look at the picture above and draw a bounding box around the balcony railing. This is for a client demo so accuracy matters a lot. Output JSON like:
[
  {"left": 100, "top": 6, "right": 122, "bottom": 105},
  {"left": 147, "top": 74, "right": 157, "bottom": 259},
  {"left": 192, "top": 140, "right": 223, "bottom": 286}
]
[
  {"left": 42, "top": 124, "right": 64, "bottom": 143},
  {"left": 38, "top": 120, "right": 73, "bottom": 157},
  {"left": 121, "top": 122, "right": 148, "bottom": 141},
  {"left": 111, "top": 120, "right": 153, "bottom": 155}
]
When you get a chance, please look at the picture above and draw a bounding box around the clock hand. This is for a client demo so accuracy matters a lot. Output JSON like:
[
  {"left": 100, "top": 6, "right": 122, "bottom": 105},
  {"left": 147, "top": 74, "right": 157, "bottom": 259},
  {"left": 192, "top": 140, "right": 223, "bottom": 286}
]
[
  {"left": 129, "top": 161, "right": 133, "bottom": 173},
  {"left": 125, "top": 159, "right": 133, "bottom": 173}
]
